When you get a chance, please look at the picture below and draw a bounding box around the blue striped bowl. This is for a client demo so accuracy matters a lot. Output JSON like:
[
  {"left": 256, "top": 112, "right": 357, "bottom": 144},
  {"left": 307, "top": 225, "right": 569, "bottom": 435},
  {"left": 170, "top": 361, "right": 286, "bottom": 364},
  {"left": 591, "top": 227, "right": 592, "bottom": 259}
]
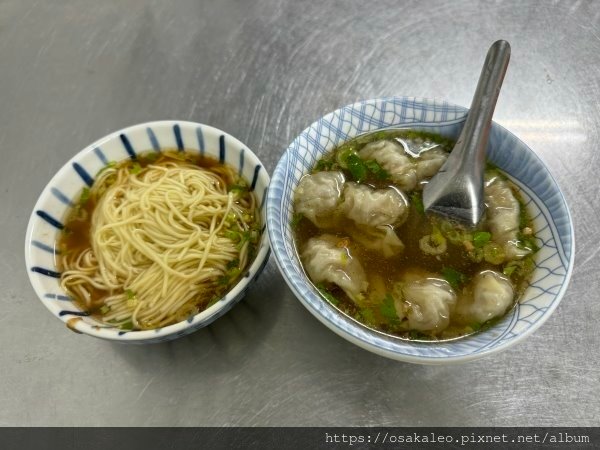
[
  {"left": 25, "top": 121, "right": 270, "bottom": 343},
  {"left": 267, "top": 97, "right": 574, "bottom": 364}
]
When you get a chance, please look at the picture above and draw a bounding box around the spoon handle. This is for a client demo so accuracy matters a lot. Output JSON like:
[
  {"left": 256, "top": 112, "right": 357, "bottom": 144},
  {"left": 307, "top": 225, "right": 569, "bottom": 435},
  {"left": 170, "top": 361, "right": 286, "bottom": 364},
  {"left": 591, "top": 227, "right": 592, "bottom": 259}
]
[
  {"left": 423, "top": 40, "right": 511, "bottom": 226},
  {"left": 459, "top": 40, "right": 511, "bottom": 176}
]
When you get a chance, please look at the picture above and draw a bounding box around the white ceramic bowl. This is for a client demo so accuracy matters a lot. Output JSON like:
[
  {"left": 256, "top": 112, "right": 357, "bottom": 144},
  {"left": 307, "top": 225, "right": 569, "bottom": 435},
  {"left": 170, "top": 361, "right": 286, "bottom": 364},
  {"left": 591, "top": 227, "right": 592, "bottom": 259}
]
[
  {"left": 25, "top": 121, "right": 270, "bottom": 343},
  {"left": 267, "top": 97, "right": 574, "bottom": 364}
]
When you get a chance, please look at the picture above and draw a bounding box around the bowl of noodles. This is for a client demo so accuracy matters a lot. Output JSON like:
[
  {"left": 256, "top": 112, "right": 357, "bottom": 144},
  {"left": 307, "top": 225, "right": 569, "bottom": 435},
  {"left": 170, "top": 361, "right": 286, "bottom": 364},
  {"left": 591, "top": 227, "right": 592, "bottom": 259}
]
[
  {"left": 25, "top": 121, "right": 270, "bottom": 343},
  {"left": 267, "top": 96, "right": 574, "bottom": 364}
]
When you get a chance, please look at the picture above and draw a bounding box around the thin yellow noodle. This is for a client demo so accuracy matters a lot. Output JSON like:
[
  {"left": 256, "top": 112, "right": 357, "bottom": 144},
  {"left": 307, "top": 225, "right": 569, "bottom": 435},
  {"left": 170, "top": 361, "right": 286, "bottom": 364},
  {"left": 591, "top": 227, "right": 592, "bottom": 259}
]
[{"left": 59, "top": 155, "right": 259, "bottom": 330}]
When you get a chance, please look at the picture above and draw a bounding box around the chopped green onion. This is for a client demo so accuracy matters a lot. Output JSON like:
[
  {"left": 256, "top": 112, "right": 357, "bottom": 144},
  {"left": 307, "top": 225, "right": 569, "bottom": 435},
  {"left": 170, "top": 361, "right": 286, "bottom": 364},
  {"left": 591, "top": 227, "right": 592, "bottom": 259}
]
[
  {"left": 338, "top": 245, "right": 349, "bottom": 263},
  {"left": 443, "top": 223, "right": 472, "bottom": 246},
  {"left": 79, "top": 187, "right": 90, "bottom": 205},
  {"left": 470, "top": 322, "right": 482, "bottom": 331},
  {"left": 120, "top": 321, "right": 134, "bottom": 331},
  {"left": 411, "top": 192, "right": 425, "bottom": 215},
  {"left": 228, "top": 184, "right": 248, "bottom": 193},
  {"left": 206, "top": 296, "right": 220, "bottom": 308},
  {"left": 99, "top": 305, "right": 110, "bottom": 315},
  {"left": 445, "top": 229, "right": 463, "bottom": 244},
  {"left": 409, "top": 330, "right": 428, "bottom": 340},
  {"left": 96, "top": 161, "right": 117, "bottom": 176},
  {"left": 364, "top": 159, "right": 389, "bottom": 180},
  {"left": 517, "top": 233, "right": 539, "bottom": 253},
  {"left": 227, "top": 267, "right": 241, "bottom": 280},
  {"left": 503, "top": 258, "right": 535, "bottom": 279},
  {"left": 518, "top": 198, "right": 530, "bottom": 229},
  {"left": 345, "top": 153, "right": 368, "bottom": 182},
  {"left": 520, "top": 257, "right": 536, "bottom": 277},
  {"left": 125, "top": 290, "right": 138, "bottom": 308},
  {"left": 316, "top": 283, "right": 339, "bottom": 305},
  {"left": 291, "top": 213, "right": 304, "bottom": 229},
  {"left": 380, "top": 294, "right": 399, "bottom": 322},
  {"left": 226, "top": 259, "right": 239, "bottom": 270},
  {"left": 468, "top": 247, "right": 484, "bottom": 263},
  {"left": 503, "top": 264, "right": 517, "bottom": 277},
  {"left": 472, "top": 231, "right": 492, "bottom": 248},
  {"left": 483, "top": 242, "right": 505, "bottom": 265},
  {"left": 441, "top": 267, "right": 467, "bottom": 289},
  {"left": 332, "top": 149, "right": 389, "bottom": 182},
  {"left": 144, "top": 152, "right": 159, "bottom": 162},
  {"left": 225, "top": 230, "right": 240, "bottom": 241},
  {"left": 419, "top": 233, "right": 447, "bottom": 255},
  {"left": 236, "top": 231, "right": 251, "bottom": 249},
  {"left": 130, "top": 162, "right": 142, "bottom": 174},
  {"left": 336, "top": 146, "right": 355, "bottom": 168},
  {"left": 314, "top": 157, "right": 334, "bottom": 172},
  {"left": 360, "top": 308, "right": 376, "bottom": 325},
  {"left": 439, "top": 220, "right": 455, "bottom": 235}
]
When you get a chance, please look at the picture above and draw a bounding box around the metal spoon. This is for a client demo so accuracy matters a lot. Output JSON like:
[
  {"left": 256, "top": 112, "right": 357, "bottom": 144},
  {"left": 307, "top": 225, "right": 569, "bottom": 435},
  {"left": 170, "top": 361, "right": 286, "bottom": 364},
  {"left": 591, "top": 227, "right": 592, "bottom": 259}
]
[{"left": 422, "top": 40, "right": 511, "bottom": 227}]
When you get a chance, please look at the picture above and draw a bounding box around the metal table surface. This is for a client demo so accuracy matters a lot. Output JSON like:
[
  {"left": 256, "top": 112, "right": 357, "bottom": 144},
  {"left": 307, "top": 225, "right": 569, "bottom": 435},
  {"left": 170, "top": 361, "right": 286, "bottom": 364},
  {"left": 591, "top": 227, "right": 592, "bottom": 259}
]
[{"left": 1, "top": 0, "right": 599, "bottom": 427}]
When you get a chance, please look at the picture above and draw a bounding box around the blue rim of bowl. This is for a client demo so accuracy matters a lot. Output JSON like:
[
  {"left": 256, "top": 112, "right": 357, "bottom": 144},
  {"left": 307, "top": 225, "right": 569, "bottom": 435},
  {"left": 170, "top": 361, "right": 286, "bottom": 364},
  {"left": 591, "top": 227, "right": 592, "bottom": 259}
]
[
  {"left": 25, "top": 120, "right": 271, "bottom": 342},
  {"left": 267, "top": 96, "right": 575, "bottom": 364}
]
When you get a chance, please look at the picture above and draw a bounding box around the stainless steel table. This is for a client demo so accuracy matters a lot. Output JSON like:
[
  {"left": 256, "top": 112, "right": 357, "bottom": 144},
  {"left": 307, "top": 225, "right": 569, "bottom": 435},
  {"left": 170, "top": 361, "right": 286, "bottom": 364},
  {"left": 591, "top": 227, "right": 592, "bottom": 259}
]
[{"left": 2, "top": 0, "right": 598, "bottom": 426}]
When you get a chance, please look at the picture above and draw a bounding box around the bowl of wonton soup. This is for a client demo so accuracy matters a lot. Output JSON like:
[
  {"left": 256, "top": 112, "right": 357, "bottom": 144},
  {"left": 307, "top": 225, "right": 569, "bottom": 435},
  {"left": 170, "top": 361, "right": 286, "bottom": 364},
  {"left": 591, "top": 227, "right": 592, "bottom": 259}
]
[{"left": 266, "top": 96, "right": 574, "bottom": 364}]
